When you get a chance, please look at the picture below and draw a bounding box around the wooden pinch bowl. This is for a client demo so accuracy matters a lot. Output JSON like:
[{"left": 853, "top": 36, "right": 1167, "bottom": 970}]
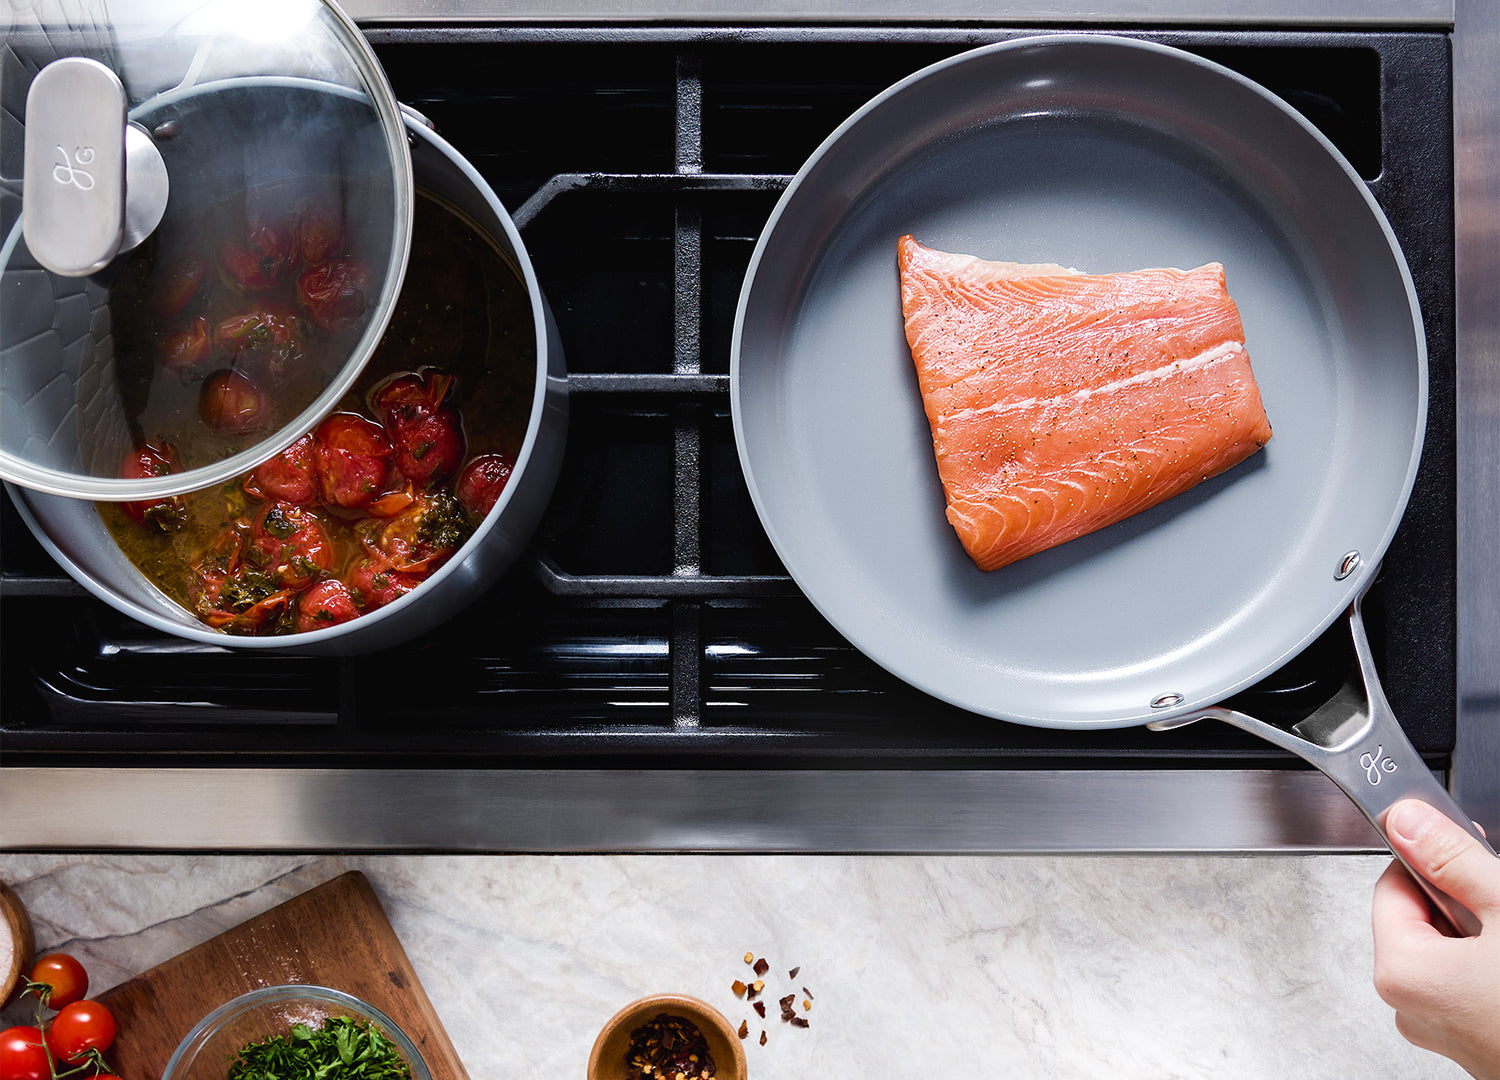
[
  {"left": 587, "top": 993, "right": 746, "bottom": 1080},
  {"left": 1, "top": 881, "right": 36, "bottom": 1008}
]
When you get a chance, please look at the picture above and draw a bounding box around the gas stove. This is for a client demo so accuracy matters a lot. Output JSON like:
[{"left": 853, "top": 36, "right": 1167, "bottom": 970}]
[{"left": 2, "top": 2, "right": 1495, "bottom": 852}]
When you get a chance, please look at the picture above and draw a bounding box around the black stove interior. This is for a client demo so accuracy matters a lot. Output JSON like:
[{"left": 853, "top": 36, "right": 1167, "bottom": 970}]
[{"left": 0, "top": 28, "right": 1455, "bottom": 769}]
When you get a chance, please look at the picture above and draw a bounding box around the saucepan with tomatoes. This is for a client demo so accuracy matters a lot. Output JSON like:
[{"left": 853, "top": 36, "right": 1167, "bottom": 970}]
[{"left": 6, "top": 113, "right": 568, "bottom": 653}]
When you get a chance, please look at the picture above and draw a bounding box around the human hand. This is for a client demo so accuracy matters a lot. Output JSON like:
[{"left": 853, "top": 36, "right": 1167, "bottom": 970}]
[{"left": 1372, "top": 798, "right": 1500, "bottom": 1080}]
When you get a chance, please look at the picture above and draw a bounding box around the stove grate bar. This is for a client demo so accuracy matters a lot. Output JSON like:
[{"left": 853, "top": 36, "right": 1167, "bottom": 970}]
[{"left": 513, "top": 172, "right": 792, "bottom": 230}]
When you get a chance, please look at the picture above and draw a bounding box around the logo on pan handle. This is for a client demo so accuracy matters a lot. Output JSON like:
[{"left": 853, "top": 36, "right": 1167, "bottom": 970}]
[
  {"left": 52, "top": 145, "right": 96, "bottom": 190},
  {"left": 1360, "top": 745, "right": 1398, "bottom": 785}
]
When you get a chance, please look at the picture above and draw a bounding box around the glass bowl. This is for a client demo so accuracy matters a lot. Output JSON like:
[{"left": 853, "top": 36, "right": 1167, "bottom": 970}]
[{"left": 161, "top": 985, "right": 432, "bottom": 1080}]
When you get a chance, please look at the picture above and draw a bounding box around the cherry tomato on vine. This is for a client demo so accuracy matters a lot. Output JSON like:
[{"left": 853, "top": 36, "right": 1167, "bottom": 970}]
[
  {"left": 45, "top": 1001, "right": 116, "bottom": 1063},
  {"left": 0, "top": 1026, "right": 48, "bottom": 1080},
  {"left": 28, "top": 953, "right": 88, "bottom": 1008}
]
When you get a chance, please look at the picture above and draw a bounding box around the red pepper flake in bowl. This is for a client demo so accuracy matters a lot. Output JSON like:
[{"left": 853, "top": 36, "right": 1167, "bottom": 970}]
[
  {"left": 751, "top": 958, "right": 769, "bottom": 977},
  {"left": 624, "top": 1012, "right": 715, "bottom": 1080}
]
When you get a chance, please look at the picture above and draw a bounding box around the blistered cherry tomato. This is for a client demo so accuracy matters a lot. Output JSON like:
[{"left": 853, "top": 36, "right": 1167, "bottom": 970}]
[
  {"left": 296, "top": 579, "right": 362, "bottom": 632},
  {"left": 297, "top": 256, "right": 368, "bottom": 332},
  {"left": 200, "top": 369, "right": 268, "bottom": 434},
  {"left": 298, "top": 201, "right": 346, "bottom": 265},
  {"left": 313, "top": 413, "right": 391, "bottom": 508},
  {"left": 243, "top": 434, "right": 318, "bottom": 505},
  {"left": 0, "top": 1027, "right": 48, "bottom": 1080},
  {"left": 344, "top": 555, "right": 416, "bottom": 611},
  {"left": 28, "top": 953, "right": 88, "bottom": 1008},
  {"left": 213, "top": 306, "right": 302, "bottom": 385},
  {"left": 358, "top": 490, "right": 468, "bottom": 580},
  {"left": 455, "top": 453, "right": 514, "bottom": 520},
  {"left": 160, "top": 316, "right": 212, "bottom": 374},
  {"left": 149, "top": 252, "right": 208, "bottom": 320},
  {"left": 372, "top": 370, "right": 453, "bottom": 430},
  {"left": 189, "top": 524, "right": 295, "bottom": 633},
  {"left": 119, "top": 442, "right": 187, "bottom": 531},
  {"left": 373, "top": 371, "right": 466, "bottom": 485},
  {"left": 218, "top": 217, "right": 295, "bottom": 291},
  {"left": 391, "top": 408, "right": 465, "bottom": 486},
  {"left": 45, "top": 1000, "right": 116, "bottom": 1063},
  {"left": 189, "top": 524, "right": 247, "bottom": 615},
  {"left": 207, "top": 589, "right": 294, "bottom": 634},
  {"left": 248, "top": 502, "right": 334, "bottom": 591}
]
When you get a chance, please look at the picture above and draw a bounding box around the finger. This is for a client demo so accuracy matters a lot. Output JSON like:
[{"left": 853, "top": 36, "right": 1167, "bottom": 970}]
[
  {"left": 1372, "top": 857, "right": 1441, "bottom": 938},
  {"left": 1384, "top": 800, "right": 1500, "bottom": 921},
  {"left": 1371, "top": 859, "right": 1452, "bottom": 1011}
]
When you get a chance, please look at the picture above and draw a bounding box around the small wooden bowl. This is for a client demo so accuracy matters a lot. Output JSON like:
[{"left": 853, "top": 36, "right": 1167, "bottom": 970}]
[
  {"left": 1, "top": 881, "right": 36, "bottom": 1008},
  {"left": 587, "top": 993, "right": 747, "bottom": 1080}
]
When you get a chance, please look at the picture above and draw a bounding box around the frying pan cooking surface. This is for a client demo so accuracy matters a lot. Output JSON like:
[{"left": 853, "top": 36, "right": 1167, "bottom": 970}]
[{"left": 731, "top": 36, "right": 1426, "bottom": 728}]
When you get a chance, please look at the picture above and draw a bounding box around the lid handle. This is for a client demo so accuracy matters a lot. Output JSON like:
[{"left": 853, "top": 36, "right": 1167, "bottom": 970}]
[{"left": 23, "top": 57, "right": 167, "bottom": 277}]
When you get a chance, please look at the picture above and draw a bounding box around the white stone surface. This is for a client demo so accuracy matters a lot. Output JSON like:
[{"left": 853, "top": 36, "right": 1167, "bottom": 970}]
[{"left": 0, "top": 854, "right": 1469, "bottom": 1079}]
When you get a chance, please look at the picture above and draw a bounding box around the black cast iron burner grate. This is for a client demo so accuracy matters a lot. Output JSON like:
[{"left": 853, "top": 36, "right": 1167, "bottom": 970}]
[{"left": 0, "top": 27, "right": 1455, "bottom": 769}]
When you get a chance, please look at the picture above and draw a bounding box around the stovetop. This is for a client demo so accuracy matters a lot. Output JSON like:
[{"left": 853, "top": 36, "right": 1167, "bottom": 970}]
[{"left": 3, "top": 17, "right": 1493, "bottom": 852}]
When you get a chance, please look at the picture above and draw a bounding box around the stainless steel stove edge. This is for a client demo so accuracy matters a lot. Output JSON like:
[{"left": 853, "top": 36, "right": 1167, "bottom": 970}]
[
  {"left": 340, "top": 0, "right": 1452, "bottom": 27},
  {"left": 0, "top": 767, "right": 1391, "bottom": 852},
  {"left": 1453, "top": 0, "right": 1500, "bottom": 835}
]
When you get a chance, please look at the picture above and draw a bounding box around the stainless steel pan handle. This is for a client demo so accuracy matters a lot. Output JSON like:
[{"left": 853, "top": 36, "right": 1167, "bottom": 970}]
[{"left": 1156, "top": 585, "right": 1494, "bottom": 937}]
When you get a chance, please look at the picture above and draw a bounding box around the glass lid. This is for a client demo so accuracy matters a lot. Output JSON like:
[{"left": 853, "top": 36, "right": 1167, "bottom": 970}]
[{"left": 1, "top": 0, "right": 413, "bottom": 500}]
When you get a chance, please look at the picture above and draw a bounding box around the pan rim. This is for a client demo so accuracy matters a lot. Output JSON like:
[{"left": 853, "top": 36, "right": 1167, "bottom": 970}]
[{"left": 729, "top": 32, "right": 1429, "bottom": 730}]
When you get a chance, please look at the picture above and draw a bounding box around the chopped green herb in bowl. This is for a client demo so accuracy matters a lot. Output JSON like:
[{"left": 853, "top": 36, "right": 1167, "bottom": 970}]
[
  {"left": 227, "top": 1016, "right": 414, "bottom": 1080},
  {"left": 162, "top": 986, "right": 430, "bottom": 1080}
]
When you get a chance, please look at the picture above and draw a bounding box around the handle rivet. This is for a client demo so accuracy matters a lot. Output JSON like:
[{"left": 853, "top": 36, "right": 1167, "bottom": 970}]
[
  {"left": 1335, "top": 551, "right": 1361, "bottom": 580},
  {"left": 1150, "top": 692, "right": 1184, "bottom": 709}
]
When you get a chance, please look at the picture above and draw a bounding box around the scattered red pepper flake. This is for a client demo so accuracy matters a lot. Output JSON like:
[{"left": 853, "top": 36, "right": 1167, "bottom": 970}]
[{"left": 732, "top": 954, "right": 816, "bottom": 1045}]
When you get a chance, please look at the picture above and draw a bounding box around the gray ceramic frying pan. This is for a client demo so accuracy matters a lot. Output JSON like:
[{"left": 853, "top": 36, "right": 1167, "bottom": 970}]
[{"left": 730, "top": 35, "right": 1495, "bottom": 934}]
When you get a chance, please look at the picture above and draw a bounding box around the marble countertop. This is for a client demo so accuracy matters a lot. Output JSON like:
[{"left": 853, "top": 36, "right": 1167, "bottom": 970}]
[{"left": 0, "top": 854, "right": 1468, "bottom": 1079}]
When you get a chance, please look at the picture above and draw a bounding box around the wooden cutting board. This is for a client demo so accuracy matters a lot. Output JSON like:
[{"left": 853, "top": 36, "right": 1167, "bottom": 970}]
[{"left": 97, "top": 871, "right": 468, "bottom": 1080}]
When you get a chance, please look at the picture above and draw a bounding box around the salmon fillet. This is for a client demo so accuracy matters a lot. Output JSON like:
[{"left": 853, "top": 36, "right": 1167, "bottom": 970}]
[{"left": 898, "top": 234, "right": 1272, "bottom": 571}]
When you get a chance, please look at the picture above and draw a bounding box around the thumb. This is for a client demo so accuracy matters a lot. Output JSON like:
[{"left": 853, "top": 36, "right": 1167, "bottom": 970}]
[{"left": 1385, "top": 799, "right": 1500, "bottom": 921}]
